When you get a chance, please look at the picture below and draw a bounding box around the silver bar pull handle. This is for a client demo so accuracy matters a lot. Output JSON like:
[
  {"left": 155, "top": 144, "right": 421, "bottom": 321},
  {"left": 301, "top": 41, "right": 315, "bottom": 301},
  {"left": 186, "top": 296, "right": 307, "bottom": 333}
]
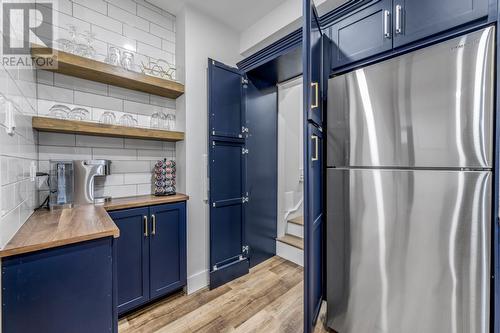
[
  {"left": 395, "top": 5, "right": 403, "bottom": 34},
  {"left": 383, "top": 10, "right": 391, "bottom": 39},
  {"left": 143, "top": 216, "right": 149, "bottom": 237}
]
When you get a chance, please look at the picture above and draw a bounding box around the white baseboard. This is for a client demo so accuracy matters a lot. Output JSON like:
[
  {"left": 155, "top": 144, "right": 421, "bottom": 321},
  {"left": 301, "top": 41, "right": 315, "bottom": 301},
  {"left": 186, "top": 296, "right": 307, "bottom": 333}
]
[
  {"left": 187, "top": 269, "right": 209, "bottom": 294},
  {"left": 276, "top": 241, "right": 303, "bottom": 267}
]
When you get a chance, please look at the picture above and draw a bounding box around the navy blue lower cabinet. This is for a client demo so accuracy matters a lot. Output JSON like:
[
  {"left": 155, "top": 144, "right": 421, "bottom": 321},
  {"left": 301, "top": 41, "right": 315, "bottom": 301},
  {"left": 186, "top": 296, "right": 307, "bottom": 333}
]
[
  {"left": 150, "top": 203, "right": 187, "bottom": 300},
  {"left": 109, "top": 202, "right": 187, "bottom": 315},
  {"left": 2, "top": 238, "right": 116, "bottom": 333},
  {"left": 109, "top": 207, "right": 150, "bottom": 314}
]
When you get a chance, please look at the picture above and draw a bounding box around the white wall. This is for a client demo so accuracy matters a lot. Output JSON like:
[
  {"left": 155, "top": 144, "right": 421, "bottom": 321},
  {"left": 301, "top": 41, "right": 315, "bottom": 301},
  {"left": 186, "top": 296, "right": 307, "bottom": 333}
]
[
  {"left": 277, "top": 78, "right": 303, "bottom": 237},
  {"left": 176, "top": 4, "right": 242, "bottom": 294},
  {"left": 240, "top": 0, "right": 350, "bottom": 56}
]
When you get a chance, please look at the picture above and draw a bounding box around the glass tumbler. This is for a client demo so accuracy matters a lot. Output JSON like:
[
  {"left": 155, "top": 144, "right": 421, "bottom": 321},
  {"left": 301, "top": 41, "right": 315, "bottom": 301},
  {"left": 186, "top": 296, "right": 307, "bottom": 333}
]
[
  {"left": 107, "top": 47, "right": 121, "bottom": 66},
  {"left": 99, "top": 111, "right": 116, "bottom": 125},
  {"left": 48, "top": 104, "right": 71, "bottom": 119},
  {"left": 119, "top": 114, "right": 137, "bottom": 127},
  {"left": 121, "top": 51, "right": 135, "bottom": 71},
  {"left": 69, "top": 107, "right": 90, "bottom": 121},
  {"left": 165, "top": 114, "right": 176, "bottom": 130}
]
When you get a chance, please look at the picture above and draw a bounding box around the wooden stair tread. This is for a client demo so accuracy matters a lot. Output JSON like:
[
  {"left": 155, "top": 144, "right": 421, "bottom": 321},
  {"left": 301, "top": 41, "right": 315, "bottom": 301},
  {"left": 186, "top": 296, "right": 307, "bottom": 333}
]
[
  {"left": 288, "top": 216, "right": 304, "bottom": 226},
  {"left": 277, "top": 234, "right": 304, "bottom": 250}
]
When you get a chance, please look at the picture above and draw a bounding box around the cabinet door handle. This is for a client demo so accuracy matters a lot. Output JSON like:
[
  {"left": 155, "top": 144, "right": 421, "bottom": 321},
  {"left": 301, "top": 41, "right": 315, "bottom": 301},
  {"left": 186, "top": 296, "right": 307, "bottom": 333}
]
[
  {"left": 311, "top": 82, "right": 319, "bottom": 108},
  {"left": 311, "top": 135, "right": 319, "bottom": 162},
  {"left": 395, "top": 5, "right": 403, "bottom": 34},
  {"left": 383, "top": 10, "right": 391, "bottom": 39},
  {"left": 143, "top": 216, "right": 148, "bottom": 237},
  {"left": 151, "top": 214, "right": 156, "bottom": 236}
]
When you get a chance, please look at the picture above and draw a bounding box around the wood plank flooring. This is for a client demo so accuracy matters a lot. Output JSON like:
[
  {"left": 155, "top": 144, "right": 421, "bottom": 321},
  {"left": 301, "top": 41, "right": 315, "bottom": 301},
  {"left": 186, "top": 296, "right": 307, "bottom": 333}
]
[{"left": 119, "top": 256, "right": 331, "bottom": 333}]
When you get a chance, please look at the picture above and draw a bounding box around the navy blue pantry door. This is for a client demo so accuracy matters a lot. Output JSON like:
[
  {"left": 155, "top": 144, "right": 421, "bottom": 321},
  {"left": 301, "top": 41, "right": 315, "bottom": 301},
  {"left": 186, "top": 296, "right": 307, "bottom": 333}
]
[
  {"left": 303, "top": 1, "right": 325, "bottom": 332},
  {"left": 109, "top": 207, "right": 150, "bottom": 315},
  {"left": 208, "top": 59, "right": 249, "bottom": 289},
  {"left": 149, "top": 202, "right": 187, "bottom": 299}
]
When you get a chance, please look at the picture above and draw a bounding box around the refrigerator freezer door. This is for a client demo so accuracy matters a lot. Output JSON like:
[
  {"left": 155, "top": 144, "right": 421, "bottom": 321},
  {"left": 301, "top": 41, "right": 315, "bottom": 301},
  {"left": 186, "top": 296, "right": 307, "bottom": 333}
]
[
  {"left": 327, "top": 26, "right": 495, "bottom": 169},
  {"left": 326, "top": 168, "right": 491, "bottom": 333}
]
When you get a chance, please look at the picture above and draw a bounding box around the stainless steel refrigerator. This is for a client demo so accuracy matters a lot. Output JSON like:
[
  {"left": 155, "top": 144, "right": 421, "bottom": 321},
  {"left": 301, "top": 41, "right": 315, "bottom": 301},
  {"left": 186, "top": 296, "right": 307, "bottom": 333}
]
[{"left": 326, "top": 26, "right": 495, "bottom": 333}]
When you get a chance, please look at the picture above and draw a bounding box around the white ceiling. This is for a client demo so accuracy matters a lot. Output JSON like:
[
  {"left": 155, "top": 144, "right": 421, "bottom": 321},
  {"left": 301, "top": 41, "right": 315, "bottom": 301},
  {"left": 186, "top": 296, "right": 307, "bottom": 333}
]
[{"left": 147, "top": 0, "right": 288, "bottom": 32}]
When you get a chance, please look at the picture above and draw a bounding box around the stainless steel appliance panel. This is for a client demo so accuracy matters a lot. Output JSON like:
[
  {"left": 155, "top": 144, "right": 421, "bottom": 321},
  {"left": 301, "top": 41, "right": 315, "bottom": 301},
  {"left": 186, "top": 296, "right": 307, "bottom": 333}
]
[
  {"left": 326, "top": 168, "right": 491, "bottom": 333},
  {"left": 327, "top": 26, "right": 495, "bottom": 168}
]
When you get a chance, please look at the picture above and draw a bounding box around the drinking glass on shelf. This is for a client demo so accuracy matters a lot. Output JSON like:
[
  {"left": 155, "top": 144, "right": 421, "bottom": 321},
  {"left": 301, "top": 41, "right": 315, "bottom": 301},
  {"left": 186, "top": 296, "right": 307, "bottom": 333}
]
[
  {"left": 107, "top": 47, "right": 121, "bottom": 66},
  {"left": 119, "top": 114, "right": 137, "bottom": 127},
  {"left": 69, "top": 107, "right": 90, "bottom": 121},
  {"left": 121, "top": 51, "right": 135, "bottom": 71},
  {"left": 48, "top": 104, "right": 71, "bottom": 119},
  {"left": 82, "top": 31, "right": 96, "bottom": 59},
  {"left": 99, "top": 111, "right": 116, "bottom": 125},
  {"left": 165, "top": 114, "right": 176, "bottom": 130},
  {"left": 150, "top": 112, "right": 160, "bottom": 128}
]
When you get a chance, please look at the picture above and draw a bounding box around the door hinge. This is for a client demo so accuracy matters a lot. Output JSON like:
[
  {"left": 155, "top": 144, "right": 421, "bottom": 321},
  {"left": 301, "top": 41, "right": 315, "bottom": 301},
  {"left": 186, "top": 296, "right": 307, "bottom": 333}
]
[
  {"left": 242, "top": 196, "right": 249, "bottom": 204},
  {"left": 241, "top": 126, "right": 249, "bottom": 136},
  {"left": 241, "top": 148, "right": 249, "bottom": 155},
  {"left": 242, "top": 245, "right": 249, "bottom": 257},
  {"left": 242, "top": 77, "right": 248, "bottom": 87}
]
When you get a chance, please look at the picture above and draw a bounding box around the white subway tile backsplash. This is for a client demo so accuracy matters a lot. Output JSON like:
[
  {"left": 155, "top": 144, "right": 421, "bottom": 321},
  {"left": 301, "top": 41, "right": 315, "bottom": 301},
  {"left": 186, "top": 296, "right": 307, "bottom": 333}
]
[
  {"left": 123, "top": 99, "right": 162, "bottom": 116},
  {"left": 137, "top": 183, "right": 152, "bottom": 196},
  {"left": 75, "top": 135, "right": 124, "bottom": 148},
  {"left": 74, "top": 91, "right": 123, "bottom": 111},
  {"left": 0, "top": 207, "right": 20, "bottom": 248},
  {"left": 38, "top": 132, "right": 76, "bottom": 147},
  {"left": 38, "top": 145, "right": 92, "bottom": 161},
  {"left": 137, "top": 5, "right": 174, "bottom": 30},
  {"left": 108, "top": 5, "right": 149, "bottom": 31},
  {"left": 36, "top": 71, "right": 54, "bottom": 85},
  {"left": 101, "top": 184, "right": 136, "bottom": 198},
  {"left": 37, "top": 84, "right": 74, "bottom": 104},
  {"left": 137, "top": 42, "right": 173, "bottom": 63},
  {"left": 106, "top": 0, "right": 137, "bottom": 14},
  {"left": 124, "top": 173, "right": 151, "bottom": 185},
  {"left": 72, "top": 0, "right": 108, "bottom": 14},
  {"left": 91, "top": 25, "right": 137, "bottom": 52},
  {"left": 54, "top": 73, "right": 108, "bottom": 96},
  {"left": 124, "top": 138, "right": 163, "bottom": 150},
  {"left": 73, "top": 4, "right": 122, "bottom": 33},
  {"left": 108, "top": 86, "right": 149, "bottom": 104},
  {"left": 162, "top": 40, "right": 175, "bottom": 54},
  {"left": 56, "top": 11, "right": 91, "bottom": 32},
  {"left": 92, "top": 148, "right": 136, "bottom": 161},
  {"left": 111, "top": 160, "right": 151, "bottom": 174},
  {"left": 123, "top": 25, "right": 161, "bottom": 48},
  {"left": 149, "top": 23, "right": 171, "bottom": 39},
  {"left": 149, "top": 95, "right": 176, "bottom": 108},
  {"left": 137, "top": 149, "right": 171, "bottom": 161}
]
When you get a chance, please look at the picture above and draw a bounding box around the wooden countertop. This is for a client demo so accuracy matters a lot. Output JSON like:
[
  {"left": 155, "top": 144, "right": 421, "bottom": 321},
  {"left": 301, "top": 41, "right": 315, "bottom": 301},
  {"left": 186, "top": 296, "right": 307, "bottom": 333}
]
[
  {"left": 104, "top": 194, "right": 189, "bottom": 211},
  {"left": 0, "top": 193, "right": 189, "bottom": 258},
  {"left": 0, "top": 205, "right": 119, "bottom": 258}
]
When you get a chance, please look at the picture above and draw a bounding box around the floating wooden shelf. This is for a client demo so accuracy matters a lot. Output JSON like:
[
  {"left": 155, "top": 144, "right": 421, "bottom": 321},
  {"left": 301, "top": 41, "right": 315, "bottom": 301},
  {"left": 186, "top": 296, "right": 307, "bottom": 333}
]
[
  {"left": 31, "top": 45, "right": 184, "bottom": 99},
  {"left": 32, "top": 117, "right": 184, "bottom": 142}
]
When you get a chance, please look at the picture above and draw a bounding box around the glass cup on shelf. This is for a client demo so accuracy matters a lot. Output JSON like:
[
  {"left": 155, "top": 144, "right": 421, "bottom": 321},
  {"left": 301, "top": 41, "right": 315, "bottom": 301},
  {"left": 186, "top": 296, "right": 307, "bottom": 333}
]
[
  {"left": 69, "top": 107, "right": 90, "bottom": 121},
  {"left": 99, "top": 111, "right": 116, "bottom": 125},
  {"left": 151, "top": 111, "right": 168, "bottom": 129},
  {"left": 121, "top": 51, "right": 135, "bottom": 71},
  {"left": 107, "top": 47, "right": 121, "bottom": 66},
  {"left": 165, "top": 114, "right": 176, "bottom": 130},
  {"left": 119, "top": 114, "right": 137, "bottom": 127},
  {"left": 48, "top": 104, "right": 71, "bottom": 119}
]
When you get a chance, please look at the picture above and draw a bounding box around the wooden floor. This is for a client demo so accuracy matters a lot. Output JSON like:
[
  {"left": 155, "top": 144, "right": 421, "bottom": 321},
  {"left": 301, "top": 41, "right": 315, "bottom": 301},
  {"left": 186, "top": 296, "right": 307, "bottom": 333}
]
[{"left": 119, "top": 256, "right": 330, "bottom": 333}]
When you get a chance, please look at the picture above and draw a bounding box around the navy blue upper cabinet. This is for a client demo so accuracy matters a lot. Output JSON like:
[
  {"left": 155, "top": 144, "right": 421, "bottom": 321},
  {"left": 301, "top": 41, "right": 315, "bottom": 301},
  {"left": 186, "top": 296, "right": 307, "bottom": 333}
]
[
  {"left": 330, "top": 0, "right": 393, "bottom": 69},
  {"left": 150, "top": 202, "right": 187, "bottom": 300},
  {"left": 393, "top": 0, "right": 489, "bottom": 48},
  {"left": 110, "top": 207, "right": 150, "bottom": 314}
]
